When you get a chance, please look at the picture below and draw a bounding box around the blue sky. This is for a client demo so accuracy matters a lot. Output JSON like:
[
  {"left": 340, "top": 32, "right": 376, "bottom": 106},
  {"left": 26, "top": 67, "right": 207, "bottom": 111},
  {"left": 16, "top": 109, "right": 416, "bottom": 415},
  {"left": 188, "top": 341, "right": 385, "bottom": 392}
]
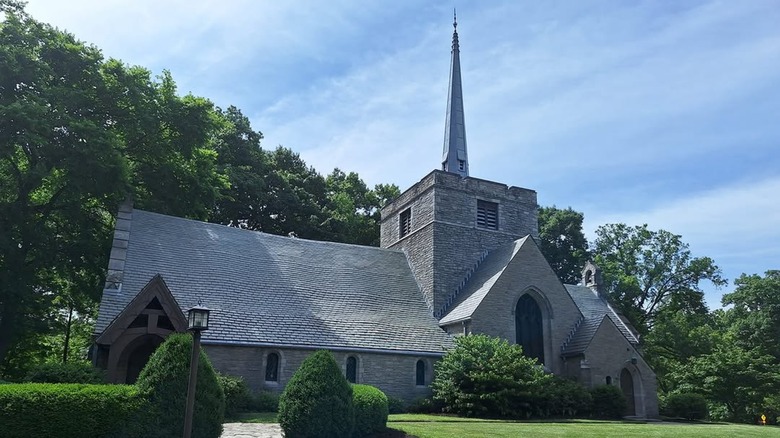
[{"left": 23, "top": 1, "right": 780, "bottom": 307}]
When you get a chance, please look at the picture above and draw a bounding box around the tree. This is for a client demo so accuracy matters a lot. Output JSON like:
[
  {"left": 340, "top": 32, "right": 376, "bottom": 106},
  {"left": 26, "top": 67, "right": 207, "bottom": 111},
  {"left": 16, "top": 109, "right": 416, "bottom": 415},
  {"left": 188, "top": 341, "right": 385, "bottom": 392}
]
[
  {"left": 721, "top": 270, "right": 780, "bottom": 361},
  {"left": 591, "top": 223, "right": 725, "bottom": 334},
  {"left": 0, "top": 4, "right": 127, "bottom": 372},
  {"left": 537, "top": 206, "right": 589, "bottom": 284}
]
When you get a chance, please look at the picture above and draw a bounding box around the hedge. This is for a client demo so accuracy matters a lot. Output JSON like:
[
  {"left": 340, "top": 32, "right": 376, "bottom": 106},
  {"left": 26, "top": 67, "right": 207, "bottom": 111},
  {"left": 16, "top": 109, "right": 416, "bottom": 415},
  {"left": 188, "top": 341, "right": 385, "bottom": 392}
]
[
  {"left": 217, "top": 373, "right": 252, "bottom": 418},
  {"left": 663, "top": 393, "right": 709, "bottom": 420},
  {"left": 352, "top": 384, "right": 389, "bottom": 437},
  {"left": 590, "top": 384, "right": 627, "bottom": 419},
  {"left": 24, "top": 361, "right": 105, "bottom": 384},
  {"left": 0, "top": 383, "right": 145, "bottom": 438}
]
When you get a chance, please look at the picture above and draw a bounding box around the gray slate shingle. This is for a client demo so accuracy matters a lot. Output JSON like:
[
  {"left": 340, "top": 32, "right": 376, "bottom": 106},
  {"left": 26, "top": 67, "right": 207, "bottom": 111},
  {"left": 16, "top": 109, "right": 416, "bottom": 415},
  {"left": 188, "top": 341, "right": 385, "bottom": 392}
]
[
  {"left": 95, "top": 209, "right": 454, "bottom": 354},
  {"left": 561, "top": 285, "right": 640, "bottom": 355}
]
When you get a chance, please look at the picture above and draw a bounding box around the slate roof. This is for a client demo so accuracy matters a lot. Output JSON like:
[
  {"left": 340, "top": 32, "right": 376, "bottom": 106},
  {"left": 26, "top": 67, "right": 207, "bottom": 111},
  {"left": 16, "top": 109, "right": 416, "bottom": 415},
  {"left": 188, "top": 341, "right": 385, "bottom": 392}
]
[
  {"left": 561, "top": 285, "right": 640, "bottom": 356},
  {"left": 95, "top": 209, "right": 454, "bottom": 355},
  {"left": 438, "top": 237, "right": 529, "bottom": 325}
]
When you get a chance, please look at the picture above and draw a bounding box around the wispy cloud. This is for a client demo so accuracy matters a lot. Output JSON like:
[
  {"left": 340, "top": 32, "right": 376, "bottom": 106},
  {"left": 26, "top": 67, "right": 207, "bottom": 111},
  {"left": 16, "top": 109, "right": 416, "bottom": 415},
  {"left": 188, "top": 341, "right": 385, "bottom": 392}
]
[{"left": 20, "top": 0, "right": 780, "bottom": 306}]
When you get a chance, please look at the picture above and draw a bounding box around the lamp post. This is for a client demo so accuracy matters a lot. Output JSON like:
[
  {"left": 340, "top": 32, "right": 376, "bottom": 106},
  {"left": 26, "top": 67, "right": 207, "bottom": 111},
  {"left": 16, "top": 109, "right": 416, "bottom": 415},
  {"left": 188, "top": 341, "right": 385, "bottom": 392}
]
[{"left": 183, "top": 303, "right": 210, "bottom": 438}]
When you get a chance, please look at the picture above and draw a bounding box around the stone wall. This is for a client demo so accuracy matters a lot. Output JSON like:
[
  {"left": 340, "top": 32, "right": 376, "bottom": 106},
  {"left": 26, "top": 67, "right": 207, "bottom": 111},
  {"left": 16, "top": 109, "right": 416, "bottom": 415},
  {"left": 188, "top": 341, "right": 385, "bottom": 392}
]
[
  {"left": 467, "top": 240, "right": 582, "bottom": 375},
  {"left": 584, "top": 320, "right": 659, "bottom": 418},
  {"left": 204, "top": 345, "right": 438, "bottom": 402}
]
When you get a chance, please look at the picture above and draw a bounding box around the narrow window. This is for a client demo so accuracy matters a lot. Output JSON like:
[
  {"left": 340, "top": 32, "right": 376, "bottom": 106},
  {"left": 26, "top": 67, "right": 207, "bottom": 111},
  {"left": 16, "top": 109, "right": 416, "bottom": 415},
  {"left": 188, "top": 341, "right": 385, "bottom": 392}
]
[
  {"left": 346, "top": 356, "right": 358, "bottom": 383},
  {"left": 265, "top": 352, "right": 279, "bottom": 382},
  {"left": 416, "top": 360, "right": 426, "bottom": 386},
  {"left": 606, "top": 375, "right": 612, "bottom": 385},
  {"left": 399, "top": 208, "right": 412, "bottom": 238},
  {"left": 458, "top": 160, "right": 465, "bottom": 171},
  {"left": 476, "top": 200, "right": 498, "bottom": 230}
]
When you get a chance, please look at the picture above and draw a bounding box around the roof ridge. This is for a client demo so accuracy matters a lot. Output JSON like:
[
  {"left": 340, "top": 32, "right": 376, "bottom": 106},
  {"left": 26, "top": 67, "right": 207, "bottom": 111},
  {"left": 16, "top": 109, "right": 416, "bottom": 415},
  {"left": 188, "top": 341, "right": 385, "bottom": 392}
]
[
  {"left": 435, "top": 248, "right": 489, "bottom": 319},
  {"left": 132, "top": 208, "right": 406, "bottom": 254}
]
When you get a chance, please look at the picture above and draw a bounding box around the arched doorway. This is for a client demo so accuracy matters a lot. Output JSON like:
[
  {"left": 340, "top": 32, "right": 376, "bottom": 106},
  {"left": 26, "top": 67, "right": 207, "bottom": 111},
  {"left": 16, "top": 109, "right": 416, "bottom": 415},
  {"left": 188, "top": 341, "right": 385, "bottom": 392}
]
[
  {"left": 515, "top": 294, "right": 544, "bottom": 363},
  {"left": 620, "top": 368, "right": 636, "bottom": 416},
  {"left": 123, "top": 335, "right": 164, "bottom": 384}
]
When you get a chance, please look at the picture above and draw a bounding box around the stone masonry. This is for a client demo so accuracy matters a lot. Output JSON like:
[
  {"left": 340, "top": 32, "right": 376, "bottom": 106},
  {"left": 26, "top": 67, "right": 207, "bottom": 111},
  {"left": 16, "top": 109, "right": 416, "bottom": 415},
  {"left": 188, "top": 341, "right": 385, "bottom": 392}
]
[
  {"left": 205, "top": 345, "right": 436, "bottom": 402},
  {"left": 380, "top": 170, "right": 538, "bottom": 314}
]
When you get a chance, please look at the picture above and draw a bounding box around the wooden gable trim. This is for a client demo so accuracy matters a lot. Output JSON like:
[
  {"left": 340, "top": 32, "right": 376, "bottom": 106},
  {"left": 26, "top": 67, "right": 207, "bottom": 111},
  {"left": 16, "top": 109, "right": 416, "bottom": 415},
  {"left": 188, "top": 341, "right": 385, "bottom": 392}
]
[{"left": 96, "top": 274, "right": 188, "bottom": 344}]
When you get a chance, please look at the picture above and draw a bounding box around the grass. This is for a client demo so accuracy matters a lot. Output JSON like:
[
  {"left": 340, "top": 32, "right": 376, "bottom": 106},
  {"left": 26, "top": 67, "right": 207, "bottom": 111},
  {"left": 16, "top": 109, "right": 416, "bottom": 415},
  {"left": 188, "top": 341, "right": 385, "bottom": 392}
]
[
  {"left": 230, "top": 412, "right": 780, "bottom": 437},
  {"left": 387, "top": 414, "right": 780, "bottom": 438}
]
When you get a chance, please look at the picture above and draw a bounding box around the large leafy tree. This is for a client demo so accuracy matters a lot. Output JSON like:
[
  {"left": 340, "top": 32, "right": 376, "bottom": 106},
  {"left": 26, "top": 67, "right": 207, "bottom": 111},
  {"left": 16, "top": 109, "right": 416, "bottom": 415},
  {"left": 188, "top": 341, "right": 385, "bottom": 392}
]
[
  {"left": 591, "top": 223, "right": 726, "bottom": 335},
  {"left": 0, "top": 2, "right": 225, "bottom": 374},
  {"left": 0, "top": 3, "right": 127, "bottom": 371},
  {"left": 722, "top": 270, "right": 780, "bottom": 361},
  {"left": 537, "top": 206, "right": 589, "bottom": 284}
]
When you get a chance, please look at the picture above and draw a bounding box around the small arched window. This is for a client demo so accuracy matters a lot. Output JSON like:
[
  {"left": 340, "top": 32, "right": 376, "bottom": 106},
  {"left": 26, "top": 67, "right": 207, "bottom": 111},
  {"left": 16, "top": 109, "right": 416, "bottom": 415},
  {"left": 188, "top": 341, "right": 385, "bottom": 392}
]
[
  {"left": 265, "top": 352, "right": 279, "bottom": 382},
  {"left": 606, "top": 375, "right": 612, "bottom": 385},
  {"left": 416, "top": 360, "right": 426, "bottom": 386},
  {"left": 346, "top": 356, "right": 358, "bottom": 383}
]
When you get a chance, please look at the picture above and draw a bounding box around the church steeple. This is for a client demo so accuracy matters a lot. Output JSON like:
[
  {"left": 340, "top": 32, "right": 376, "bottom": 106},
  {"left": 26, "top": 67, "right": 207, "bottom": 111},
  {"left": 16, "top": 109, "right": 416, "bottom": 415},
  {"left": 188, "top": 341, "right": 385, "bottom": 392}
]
[{"left": 442, "top": 10, "right": 469, "bottom": 177}]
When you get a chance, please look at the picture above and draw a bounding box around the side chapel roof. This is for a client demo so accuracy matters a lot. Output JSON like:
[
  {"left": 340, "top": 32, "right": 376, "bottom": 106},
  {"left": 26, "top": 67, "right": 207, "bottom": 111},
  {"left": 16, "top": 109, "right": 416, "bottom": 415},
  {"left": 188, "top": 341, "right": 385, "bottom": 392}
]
[
  {"left": 561, "top": 284, "right": 640, "bottom": 356},
  {"left": 95, "top": 209, "right": 454, "bottom": 355}
]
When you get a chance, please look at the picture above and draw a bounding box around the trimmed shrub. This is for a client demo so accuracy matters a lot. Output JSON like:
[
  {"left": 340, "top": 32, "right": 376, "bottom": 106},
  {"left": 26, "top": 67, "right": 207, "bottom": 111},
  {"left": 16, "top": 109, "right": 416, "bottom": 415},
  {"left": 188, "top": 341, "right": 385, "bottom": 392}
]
[
  {"left": 252, "top": 391, "right": 280, "bottom": 412},
  {"left": 218, "top": 373, "right": 252, "bottom": 418},
  {"left": 537, "top": 375, "right": 592, "bottom": 418},
  {"left": 590, "top": 384, "right": 627, "bottom": 419},
  {"left": 431, "top": 334, "right": 549, "bottom": 418},
  {"left": 0, "top": 383, "right": 145, "bottom": 438},
  {"left": 278, "top": 350, "right": 354, "bottom": 438},
  {"left": 24, "top": 361, "right": 105, "bottom": 384},
  {"left": 135, "top": 333, "right": 225, "bottom": 438},
  {"left": 664, "top": 393, "right": 709, "bottom": 420},
  {"left": 407, "top": 396, "right": 443, "bottom": 414},
  {"left": 352, "top": 384, "right": 389, "bottom": 437},
  {"left": 387, "top": 396, "right": 406, "bottom": 414}
]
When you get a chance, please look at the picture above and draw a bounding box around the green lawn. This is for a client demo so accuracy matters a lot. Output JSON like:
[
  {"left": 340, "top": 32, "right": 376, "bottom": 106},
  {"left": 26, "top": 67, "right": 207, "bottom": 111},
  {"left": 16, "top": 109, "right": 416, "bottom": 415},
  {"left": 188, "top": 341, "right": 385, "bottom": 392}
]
[
  {"left": 231, "top": 413, "right": 780, "bottom": 437},
  {"left": 387, "top": 414, "right": 780, "bottom": 438}
]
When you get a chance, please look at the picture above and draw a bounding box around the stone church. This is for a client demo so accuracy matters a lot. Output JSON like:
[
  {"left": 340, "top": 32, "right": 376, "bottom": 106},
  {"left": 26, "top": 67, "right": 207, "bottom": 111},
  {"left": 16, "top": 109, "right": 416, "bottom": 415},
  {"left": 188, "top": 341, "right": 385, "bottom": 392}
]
[{"left": 93, "top": 18, "right": 658, "bottom": 418}]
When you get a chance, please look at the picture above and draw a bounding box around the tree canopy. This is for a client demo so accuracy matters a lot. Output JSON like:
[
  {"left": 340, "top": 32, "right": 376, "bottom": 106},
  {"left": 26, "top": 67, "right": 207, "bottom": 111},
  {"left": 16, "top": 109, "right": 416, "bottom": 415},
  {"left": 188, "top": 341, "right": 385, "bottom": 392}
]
[
  {"left": 591, "top": 223, "right": 725, "bottom": 334},
  {"left": 537, "top": 206, "right": 589, "bottom": 284},
  {"left": 0, "top": 2, "right": 397, "bottom": 376}
]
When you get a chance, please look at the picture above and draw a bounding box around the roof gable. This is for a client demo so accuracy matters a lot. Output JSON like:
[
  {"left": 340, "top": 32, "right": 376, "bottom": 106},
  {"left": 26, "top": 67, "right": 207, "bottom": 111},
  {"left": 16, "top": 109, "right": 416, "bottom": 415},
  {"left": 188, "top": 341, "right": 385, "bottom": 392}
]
[
  {"left": 561, "top": 284, "right": 640, "bottom": 356},
  {"left": 96, "top": 274, "right": 187, "bottom": 344},
  {"left": 439, "top": 236, "right": 546, "bottom": 325}
]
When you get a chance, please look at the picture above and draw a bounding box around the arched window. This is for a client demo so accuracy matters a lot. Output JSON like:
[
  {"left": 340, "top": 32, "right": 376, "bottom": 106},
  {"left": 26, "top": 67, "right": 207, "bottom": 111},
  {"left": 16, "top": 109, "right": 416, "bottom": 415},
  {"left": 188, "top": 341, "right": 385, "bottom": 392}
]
[
  {"left": 265, "top": 352, "right": 279, "bottom": 382},
  {"left": 416, "top": 360, "right": 426, "bottom": 386},
  {"left": 346, "top": 356, "right": 358, "bottom": 383},
  {"left": 606, "top": 375, "right": 612, "bottom": 385},
  {"left": 515, "top": 294, "right": 544, "bottom": 363}
]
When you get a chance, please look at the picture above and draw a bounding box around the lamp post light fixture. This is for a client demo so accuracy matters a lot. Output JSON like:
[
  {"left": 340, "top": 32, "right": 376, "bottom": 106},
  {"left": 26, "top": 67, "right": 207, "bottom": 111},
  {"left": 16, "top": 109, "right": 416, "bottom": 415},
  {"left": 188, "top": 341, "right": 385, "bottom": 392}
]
[{"left": 183, "top": 302, "right": 210, "bottom": 438}]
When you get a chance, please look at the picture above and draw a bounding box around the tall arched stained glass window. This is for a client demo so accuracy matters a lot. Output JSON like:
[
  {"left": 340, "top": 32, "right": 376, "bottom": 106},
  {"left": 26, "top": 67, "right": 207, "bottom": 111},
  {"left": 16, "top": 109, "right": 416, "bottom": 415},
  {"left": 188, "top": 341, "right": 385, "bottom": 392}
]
[
  {"left": 346, "top": 356, "right": 358, "bottom": 383},
  {"left": 515, "top": 294, "right": 544, "bottom": 363},
  {"left": 416, "top": 360, "right": 426, "bottom": 386},
  {"left": 265, "top": 352, "right": 279, "bottom": 382}
]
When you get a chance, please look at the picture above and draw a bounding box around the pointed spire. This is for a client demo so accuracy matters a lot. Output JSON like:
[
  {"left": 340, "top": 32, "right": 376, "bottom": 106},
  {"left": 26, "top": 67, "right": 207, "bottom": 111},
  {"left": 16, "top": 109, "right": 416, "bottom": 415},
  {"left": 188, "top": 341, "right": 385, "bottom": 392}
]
[{"left": 442, "top": 9, "right": 468, "bottom": 177}]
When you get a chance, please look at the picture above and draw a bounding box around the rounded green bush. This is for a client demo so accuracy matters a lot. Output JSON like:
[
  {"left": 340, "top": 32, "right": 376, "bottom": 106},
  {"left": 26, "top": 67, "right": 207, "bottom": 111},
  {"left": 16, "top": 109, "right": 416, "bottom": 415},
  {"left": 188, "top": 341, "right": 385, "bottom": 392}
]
[
  {"left": 387, "top": 396, "right": 406, "bottom": 414},
  {"left": 352, "top": 384, "right": 389, "bottom": 437},
  {"left": 217, "top": 373, "right": 252, "bottom": 418},
  {"left": 664, "top": 392, "right": 709, "bottom": 420},
  {"left": 135, "top": 333, "right": 225, "bottom": 438},
  {"left": 431, "top": 334, "right": 548, "bottom": 418},
  {"left": 278, "top": 350, "right": 354, "bottom": 438},
  {"left": 252, "top": 391, "right": 280, "bottom": 412},
  {"left": 537, "top": 375, "right": 592, "bottom": 418},
  {"left": 24, "top": 361, "right": 105, "bottom": 384},
  {"left": 589, "top": 384, "right": 627, "bottom": 419}
]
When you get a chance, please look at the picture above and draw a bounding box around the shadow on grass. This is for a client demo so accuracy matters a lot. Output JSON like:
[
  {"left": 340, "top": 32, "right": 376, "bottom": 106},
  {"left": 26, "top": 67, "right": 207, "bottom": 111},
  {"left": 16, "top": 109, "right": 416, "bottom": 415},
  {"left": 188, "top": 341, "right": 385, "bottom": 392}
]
[{"left": 370, "top": 428, "right": 418, "bottom": 438}]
